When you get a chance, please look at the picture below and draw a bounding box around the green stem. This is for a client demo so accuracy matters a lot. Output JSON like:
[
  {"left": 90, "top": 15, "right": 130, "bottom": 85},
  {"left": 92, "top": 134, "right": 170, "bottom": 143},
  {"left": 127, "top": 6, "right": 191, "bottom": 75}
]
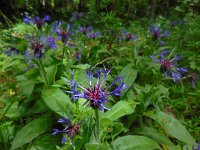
[
  {"left": 38, "top": 59, "right": 50, "bottom": 88},
  {"left": 95, "top": 109, "right": 100, "bottom": 143},
  {"left": 62, "top": 48, "right": 65, "bottom": 61}
]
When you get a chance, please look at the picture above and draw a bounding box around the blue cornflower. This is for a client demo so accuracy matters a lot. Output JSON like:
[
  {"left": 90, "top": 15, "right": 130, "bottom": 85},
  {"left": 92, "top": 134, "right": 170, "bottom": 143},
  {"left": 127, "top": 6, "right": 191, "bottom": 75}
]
[
  {"left": 78, "top": 25, "right": 93, "bottom": 35},
  {"left": 73, "top": 50, "right": 82, "bottom": 62},
  {"left": 86, "top": 31, "right": 101, "bottom": 39},
  {"left": 64, "top": 67, "right": 126, "bottom": 112},
  {"left": 191, "top": 73, "right": 199, "bottom": 88},
  {"left": 71, "top": 12, "right": 84, "bottom": 21},
  {"left": 150, "top": 25, "right": 169, "bottom": 45},
  {"left": 150, "top": 51, "right": 187, "bottom": 82},
  {"left": 4, "top": 47, "right": 19, "bottom": 56},
  {"left": 45, "top": 36, "right": 57, "bottom": 49},
  {"left": 25, "top": 36, "right": 56, "bottom": 59},
  {"left": 53, "top": 21, "right": 74, "bottom": 44},
  {"left": 120, "top": 30, "right": 138, "bottom": 42},
  {"left": 25, "top": 36, "right": 45, "bottom": 59},
  {"left": 53, "top": 118, "right": 79, "bottom": 144},
  {"left": 23, "top": 15, "right": 50, "bottom": 29}
]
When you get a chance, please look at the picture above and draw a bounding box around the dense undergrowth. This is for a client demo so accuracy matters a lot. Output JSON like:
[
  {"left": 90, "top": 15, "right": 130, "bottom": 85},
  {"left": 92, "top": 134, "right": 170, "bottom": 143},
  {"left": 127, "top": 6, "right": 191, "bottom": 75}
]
[{"left": 0, "top": 1, "right": 200, "bottom": 150}]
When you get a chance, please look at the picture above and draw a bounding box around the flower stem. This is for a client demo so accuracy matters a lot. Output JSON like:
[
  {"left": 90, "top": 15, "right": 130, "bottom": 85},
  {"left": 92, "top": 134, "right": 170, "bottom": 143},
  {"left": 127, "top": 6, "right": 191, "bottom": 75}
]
[
  {"left": 38, "top": 59, "right": 50, "bottom": 88},
  {"left": 95, "top": 109, "right": 100, "bottom": 143}
]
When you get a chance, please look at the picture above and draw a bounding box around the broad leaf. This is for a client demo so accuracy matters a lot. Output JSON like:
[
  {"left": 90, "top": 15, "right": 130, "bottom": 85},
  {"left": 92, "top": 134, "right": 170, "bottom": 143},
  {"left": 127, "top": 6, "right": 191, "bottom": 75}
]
[
  {"left": 11, "top": 117, "right": 49, "bottom": 150},
  {"left": 147, "top": 111, "right": 196, "bottom": 145},
  {"left": 17, "top": 79, "right": 35, "bottom": 97},
  {"left": 28, "top": 134, "right": 60, "bottom": 150},
  {"left": 46, "top": 65, "right": 57, "bottom": 85},
  {"left": 120, "top": 64, "right": 137, "bottom": 92},
  {"left": 112, "top": 135, "right": 161, "bottom": 150},
  {"left": 102, "top": 101, "right": 136, "bottom": 122},
  {"left": 136, "top": 127, "right": 174, "bottom": 146},
  {"left": 42, "top": 87, "right": 72, "bottom": 117}
]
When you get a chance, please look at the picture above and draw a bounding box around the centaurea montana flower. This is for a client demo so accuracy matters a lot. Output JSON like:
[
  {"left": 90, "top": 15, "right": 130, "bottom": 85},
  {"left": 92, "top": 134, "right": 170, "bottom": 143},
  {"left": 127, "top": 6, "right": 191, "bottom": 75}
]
[
  {"left": 191, "top": 72, "right": 199, "bottom": 88},
  {"left": 53, "top": 21, "right": 74, "bottom": 44},
  {"left": 120, "top": 30, "right": 138, "bottom": 42},
  {"left": 45, "top": 36, "right": 57, "bottom": 49},
  {"left": 24, "top": 15, "right": 50, "bottom": 29},
  {"left": 86, "top": 31, "right": 101, "bottom": 39},
  {"left": 24, "top": 36, "right": 56, "bottom": 59},
  {"left": 64, "top": 67, "right": 126, "bottom": 112},
  {"left": 73, "top": 50, "right": 82, "bottom": 62},
  {"left": 150, "top": 25, "right": 169, "bottom": 45},
  {"left": 53, "top": 118, "right": 79, "bottom": 144},
  {"left": 4, "top": 47, "right": 19, "bottom": 56},
  {"left": 150, "top": 51, "right": 187, "bottom": 82},
  {"left": 71, "top": 12, "right": 84, "bottom": 21},
  {"left": 78, "top": 25, "right": 93, "bottom": 35}
]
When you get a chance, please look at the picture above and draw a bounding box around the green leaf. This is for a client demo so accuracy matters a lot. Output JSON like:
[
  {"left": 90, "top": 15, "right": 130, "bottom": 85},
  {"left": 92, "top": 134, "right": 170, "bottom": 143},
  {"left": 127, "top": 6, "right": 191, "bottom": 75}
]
[
  {"left": 46, "top": 65, "right": 57, "bottom": 85},
  {"left": 11, "top": 117, "right": 49, "bottom": 150},
  {"left": 136, "top": 127, "right": 174, "bottom": 146},
  {"left": 28, "top": 134, "right": 60, "bottom": 150},
  {"left": 112, "top": 135, "right": 161, "bottom": 150},
  {"left": 42, "top": 87, "right": 72, "bottom": 117},
  {"left": 110, "top": 123, "right": 124, "bottom": 138},
  {"left": 120, "top": 64, "right": 137, "bottom": 92},
  {"left": 147, "top": 111, "right": 196, "bottom": 145},
  {"left": 85, "top": 143, "right": 111, "bottom": 150},
  {"left": 85, "top": 143, "right": 99, "bottom": 150},
  {"left": 102, "top": 101, "right": 136, "bottom": 122},
  {"left": 17, "top": 79, "right": 35, "bottom": 97},
  {"left": 71, "top": 64, "right": 91, "bottom": 70}
]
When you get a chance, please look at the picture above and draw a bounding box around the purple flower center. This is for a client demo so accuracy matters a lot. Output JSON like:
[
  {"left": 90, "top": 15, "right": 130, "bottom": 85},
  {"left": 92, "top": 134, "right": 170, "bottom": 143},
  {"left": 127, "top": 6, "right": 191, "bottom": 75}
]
[
  {"left": 153, "top": 31, "right": 160, "bottom": 39},
  {"left": 35, "top": 19, "right": 44, "bottom": 28},
  {"left": 31, "top": 42, "right": 43, "bottom": 54},
  {"left": 161, "top": 60, "right": 172, "bottom": 70},
  {"left": 60, "top": 30, "right": 70, "bottom": 36},
  {"left": 84, "top": 84, "right": 103, "bottom": 109},
  {"left": 126, "top": 33, "right": 132, "bottom": 40}
]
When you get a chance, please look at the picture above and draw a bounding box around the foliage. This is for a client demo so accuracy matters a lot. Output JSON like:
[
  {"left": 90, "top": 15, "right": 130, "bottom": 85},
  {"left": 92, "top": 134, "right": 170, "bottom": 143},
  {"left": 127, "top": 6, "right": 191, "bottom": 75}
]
[{"left": 0, "top": 1, "right": 200, "bottom": 150}]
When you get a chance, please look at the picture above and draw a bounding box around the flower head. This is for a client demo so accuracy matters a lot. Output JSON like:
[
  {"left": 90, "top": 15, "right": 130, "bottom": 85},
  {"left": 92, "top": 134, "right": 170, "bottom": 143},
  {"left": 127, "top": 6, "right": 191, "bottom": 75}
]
[
  {"left": 4, "top": 47, "right": 19, "bottom": 56},
  {"left": 120, "top": 30, "right": 138, "bottom": 42},
  {"left": 78, "top": 26, "right": 93, "bottom": 35},
  {"left": 150, "top": 25, "right": 169, "bottom": 45},
  {"left": 53, "top": 21, "right": 74, "bottom": 43},
  {"left": 191, "top": 72, "right": 199, "bottom": 88},
  {"left": 150, "top": 51, "right": 187, "bottom": 82},
  {"left": 64, "top": 67, "right": 126, "bottom": 111},
  {"left": 53, "top": 118, "right": 79, "bottom": 144},
  {"left": 24, "top": 15, "right": 50, "bottom": 29},
  {"left": 24, "top": 36, "right": 56, "bottom": 59},
  {"left": 71, "top": 12, "right": 84, "bottom": 21},
  {"left": 45, "top": 36, "right": 57, "bottom": 49},
  {"left": 73, "top": 50, "right": 82, "bottom": 61},
  {"left": 86, "top": 31, "right": 101, "bottom": 39}
]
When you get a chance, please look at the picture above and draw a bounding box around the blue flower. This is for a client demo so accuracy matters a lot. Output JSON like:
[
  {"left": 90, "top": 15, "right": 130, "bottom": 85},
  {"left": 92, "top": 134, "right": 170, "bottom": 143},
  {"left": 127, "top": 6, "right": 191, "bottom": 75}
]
[
  {"left": 120, "top": 30, "right": 138, "bottom": 42},
  {"left": 150, "top": 25, "right": 169, "bottom": 45},
  {"left": 23, "top": 15, "right": 50, "bottom": 29},
  {"left": 150, "top": 51, "right": 187, "bottom": 82},
  {"left": 45, "top": 36, "right": 57, "bottom": 49},
  {"left": 78, "top": 25, "right": 93, "bottom": 35},
  {"left": 53, "top": 21, "right": 74, "bottom": 43},
  {"left": 53, "top": 118, "right": 79, "bottom": 144},
  {"left": 86, "top": 31, "right": 101, "bottom": 39},
  {"left": 71, "top": 12, "right": 84, "bottom": 21},
  {"left": 73, "top": 51, "right": 82, "bottom": 61},
  {"left": 4, "top": 47, "right": 19, "bottom": 56},
  {"left": 25, "top": 36, "right": 56, "bottom": 60},
  {"left": 191, "top": 73, "right": 199, "bottom": 88},
  {"left": 64, "top": 67, "right": 126, "bottom": 112}
]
